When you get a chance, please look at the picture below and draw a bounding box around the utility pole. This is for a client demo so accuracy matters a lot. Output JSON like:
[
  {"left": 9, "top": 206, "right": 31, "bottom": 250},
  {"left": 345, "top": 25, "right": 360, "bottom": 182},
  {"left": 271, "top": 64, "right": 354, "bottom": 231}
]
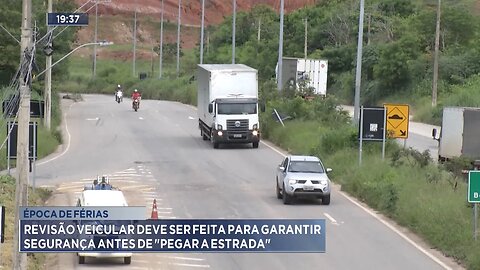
[
  {"left": 14, "top": 0, "right": 32, "bottom": 269},
  {"left": 133, "top": 6, "right": 137, "bottom": 78},
  {"left": 92, "top": 0, "right": 98, "bottom": 78},
  {"left": 176, "top": 0, "right": 181, "bottom": 77},
  {"left": 257, "top": 18, "right": 261, "bottom": 42},
  {"left": 304, "top": 17, "right": 308, "bottom": 60},
  {"left": 432, "top": 0, "right": 441, "bottom": 107},
  {"left": 200, "top": 0, "right": 205, "bottom": 64},
  {"left": 232, "top": 0, "right": 236, "bottom": 64},
  {"left": 353, "top": 0, "right": 365, "bottom": 124},
  {"left": 44, "top": 0, "right": 52, "bottom": 130},
  {"left": 159, "top": 0, "right": 164, "bottom": 78},
  {"left": 277, "top": 0, "right": 284, "bottom": 91}
]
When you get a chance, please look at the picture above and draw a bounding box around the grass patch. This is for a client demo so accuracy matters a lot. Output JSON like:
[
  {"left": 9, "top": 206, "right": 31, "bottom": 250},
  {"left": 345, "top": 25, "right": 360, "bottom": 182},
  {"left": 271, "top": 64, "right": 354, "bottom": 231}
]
[{"left": 0, "top": 175, "right": 52, "bottom": 269}]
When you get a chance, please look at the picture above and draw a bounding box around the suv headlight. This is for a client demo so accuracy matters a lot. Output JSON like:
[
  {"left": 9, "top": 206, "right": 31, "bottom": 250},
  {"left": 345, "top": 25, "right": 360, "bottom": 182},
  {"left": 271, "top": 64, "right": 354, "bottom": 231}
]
[
  {"left": 288, "top": 179, "right": 297, "bottom": 185},
  {"left": 217, "top": 124, "right": 223, "bottom": 130},
  {"left": 320, "top": 180, "right": 328, "bottom": 185}
]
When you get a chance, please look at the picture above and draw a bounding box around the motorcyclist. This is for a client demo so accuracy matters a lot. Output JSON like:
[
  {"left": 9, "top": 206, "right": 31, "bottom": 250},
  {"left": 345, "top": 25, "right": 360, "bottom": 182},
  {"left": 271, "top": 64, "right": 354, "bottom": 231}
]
[
  {"left": 131, "top": 89, "right": 141, "bottom": 108},
  {"left": 115, "top": 84, "right": 123, "bottom": 101}
]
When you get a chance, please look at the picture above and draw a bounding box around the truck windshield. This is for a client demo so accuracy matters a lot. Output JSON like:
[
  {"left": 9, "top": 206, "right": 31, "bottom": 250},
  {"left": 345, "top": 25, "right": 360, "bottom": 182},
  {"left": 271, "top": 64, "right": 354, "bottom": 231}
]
[{"left": 218, "top": 103, "right": 257, "bottom": 115}]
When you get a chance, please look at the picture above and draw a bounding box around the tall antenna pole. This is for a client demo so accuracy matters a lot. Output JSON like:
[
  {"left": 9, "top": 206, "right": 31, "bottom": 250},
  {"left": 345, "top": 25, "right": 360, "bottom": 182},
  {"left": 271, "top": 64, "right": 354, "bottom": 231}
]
[
  {"left": 232, "top": 0, "right": 236, "bottom": 64},
  {"left": 200, "top": 0, "right": 205, "bottom": 64},
  {"left": 277, "top": 0, "right": 284, "bottom": 90},
  {"left": 432, "top": 0, "right": 441, "bottom": 107},
  {"left": 93, "top": 0, "right": 98, "bottom": 78},
  {"left": 176, "top": 0, "right": 181, "bottom": 77},
  {"left": 159, "top": 0, "right": 164, "bottom": 78},
  {"left": 133, "top": 6, "right": 137, "bottom": 77},
  {"left": 304, "top": 17, "right": 308, "bottom": 60},
  {"left": 353, "top": 0, "right": 365, "bottom": 124}
]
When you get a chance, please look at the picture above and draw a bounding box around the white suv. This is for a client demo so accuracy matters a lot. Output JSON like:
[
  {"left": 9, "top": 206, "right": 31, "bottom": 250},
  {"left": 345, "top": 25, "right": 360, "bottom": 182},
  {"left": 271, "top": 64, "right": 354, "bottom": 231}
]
[{"left": 276, "top": 155, "right": 332, "bottom": 205}]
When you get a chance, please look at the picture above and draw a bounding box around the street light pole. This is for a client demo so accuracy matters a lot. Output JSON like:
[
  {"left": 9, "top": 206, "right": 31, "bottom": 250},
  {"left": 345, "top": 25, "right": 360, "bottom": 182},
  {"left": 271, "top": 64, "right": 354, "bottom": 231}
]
[
  {"left": 37, "top": 42, "right": 113, "bottom": 78},
  {"left": 14, "top": 0, "right": 32, "bottom": 268},
  {"left": 232, "top": 0, "right": 236, "bottom": 64},
  {"left": 277, "top": 0, "right": 284, "bottom": 91},
  {"left": 93, "top": 0, "right": 98, "bottom": 78},
  {"left": 432, "top": 0, "right": 441, "bottom": 107},
  {"left": 200, "top": 0, "right": 205, "bottom": 64},
  {"left": 44, "top": 0, "right": 53, "bottom": 130},
  {"left": 176, "top": 0, "right": 182, "bottom": 77},
  {"left": 133, "top": 6, "right": 137, "bottom": 77},
  {"left": 353, "top": 0, "right": 365, "bottom": 124},
  {"left": 159, "top": 0, "right": 164, "bottom": 78}
]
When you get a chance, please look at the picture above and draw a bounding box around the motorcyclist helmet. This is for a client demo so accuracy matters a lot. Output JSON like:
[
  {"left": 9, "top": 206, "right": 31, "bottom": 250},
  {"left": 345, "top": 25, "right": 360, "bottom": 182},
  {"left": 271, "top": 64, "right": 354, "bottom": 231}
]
[
  {"left": 117, "top": 84, "right": 121, "bottom": 88},
  {"left": 134, "top": 89, "right": 138, "bottom": 93}
]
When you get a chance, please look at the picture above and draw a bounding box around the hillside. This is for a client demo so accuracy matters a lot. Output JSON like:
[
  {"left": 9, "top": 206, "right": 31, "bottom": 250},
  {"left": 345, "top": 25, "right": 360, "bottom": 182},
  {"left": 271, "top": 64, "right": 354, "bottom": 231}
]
[{"left": 73, "top": 0, "right": 316, "bottom": 61}]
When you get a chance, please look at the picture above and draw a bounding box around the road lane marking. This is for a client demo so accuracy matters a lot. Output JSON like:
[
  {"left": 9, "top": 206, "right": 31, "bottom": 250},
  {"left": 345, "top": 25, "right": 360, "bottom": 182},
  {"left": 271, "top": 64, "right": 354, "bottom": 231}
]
[
  {"left": 188, "top": 116, "right": 195, "bottom": 120},
  {"left": 85, "top": 117, "right": 99, "bottom": 121},
  {"left": 169, "top": 263, "right": 210, "bottom": 268},
  {"left": 169, "top": 256, "right": 205, "bottom": 261},
  {"left": 323, "top": 212, "right": 338, "bottom": 225},
  {"left": 37, "top": 102, "right": 74, "bottom": 166},
  {"left": 262, "top": 137, "right": 452, "bottom": 270},
  {"left": 139, "top": 116, "right": 144, "bottom": 120}
]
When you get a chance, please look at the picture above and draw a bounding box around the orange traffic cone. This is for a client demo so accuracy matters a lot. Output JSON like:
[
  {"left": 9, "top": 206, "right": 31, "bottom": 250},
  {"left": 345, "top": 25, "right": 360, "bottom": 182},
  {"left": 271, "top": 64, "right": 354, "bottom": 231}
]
[{"left": 150, "top": 199, "right": 158, "bottom": 219}]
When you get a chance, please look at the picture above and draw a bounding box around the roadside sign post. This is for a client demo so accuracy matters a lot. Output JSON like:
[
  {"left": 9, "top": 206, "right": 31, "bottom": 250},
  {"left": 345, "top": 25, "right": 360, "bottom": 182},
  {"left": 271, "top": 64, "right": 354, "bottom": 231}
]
[
  {"left": 468, "top": 170, "right": 480, "bottom": 240},
  {"left": 0, "top": 205, "right": 5, "bottom": 260},
  {"left": 358, "top": 106, "right": 386, "bottom": 165},
  {"left": 359, "top": 106, "right": 364, "bottom": 166},
  {"left": 382, "top": 107, "right": 386, "bottom": 160},
  {"left": 32, "top": 122, "right": 37, "bottom": 190}
]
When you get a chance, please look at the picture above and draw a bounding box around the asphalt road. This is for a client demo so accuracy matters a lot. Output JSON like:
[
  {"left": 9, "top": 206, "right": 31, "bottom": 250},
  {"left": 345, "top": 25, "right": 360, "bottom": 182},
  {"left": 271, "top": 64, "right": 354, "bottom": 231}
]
[{"left": 35, "top": 94, "right": 457, "bottom": 270}]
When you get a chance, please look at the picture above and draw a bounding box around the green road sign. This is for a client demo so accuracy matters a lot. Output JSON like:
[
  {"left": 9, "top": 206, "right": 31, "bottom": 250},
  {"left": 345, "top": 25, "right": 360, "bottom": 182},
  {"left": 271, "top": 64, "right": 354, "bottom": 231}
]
[{"left": 468, "top": 171, "right": 480, "bottom": 203}]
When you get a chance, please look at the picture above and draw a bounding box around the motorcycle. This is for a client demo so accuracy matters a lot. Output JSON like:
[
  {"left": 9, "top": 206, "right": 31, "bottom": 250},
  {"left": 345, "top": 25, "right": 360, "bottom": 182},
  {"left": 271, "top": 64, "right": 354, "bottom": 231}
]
[
  {"left": 132, "top": 98, "right": 140, "bottom": 112},
  {"left": 115, "top": 91, "right": 123, "bottom": 103}
]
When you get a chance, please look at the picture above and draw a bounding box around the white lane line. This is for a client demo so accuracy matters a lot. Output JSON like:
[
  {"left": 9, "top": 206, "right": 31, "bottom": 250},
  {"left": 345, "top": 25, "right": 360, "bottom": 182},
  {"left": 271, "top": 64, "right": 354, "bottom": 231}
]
[
  {"left": 188, "top": 116, "right": 195, "bottom": 120},
  {"left": 260, "top": 140, "right": 288, "bottom": 156},
  {"left": 158, "top": 207, "right": 173, "bottom": 210},
  {"left": 85, "top": 117, "right": 99, "bottom": 121},
  {"left": 139, "top": 116, "right": 144, "bottom": 120},
  {"left": 339, "top": 192, "right": 452, "bottom": 270},
  {"left": 37, "top": 102, "right": 74, "bottom": 166},
  {"left": 169, "top": 256, "right": 205, "bottom": 261},
  {"left": 169, "top": 263, "right": 210, "bottom": 268},
  {"left": 261, "top": 138, "right": 452, "bottom": 270},
  {"left": 323, "top": 212, "right": 338, "bottom": 225},
  {"left": 158, "top": 216, "right": 177, "bottom": 219}
]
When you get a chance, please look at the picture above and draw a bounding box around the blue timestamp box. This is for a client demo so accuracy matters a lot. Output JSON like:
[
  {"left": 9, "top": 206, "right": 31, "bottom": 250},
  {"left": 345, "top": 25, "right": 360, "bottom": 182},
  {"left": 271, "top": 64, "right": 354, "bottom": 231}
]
[{"left": 47, "top": 13, "right": 89, "bottom": 26}]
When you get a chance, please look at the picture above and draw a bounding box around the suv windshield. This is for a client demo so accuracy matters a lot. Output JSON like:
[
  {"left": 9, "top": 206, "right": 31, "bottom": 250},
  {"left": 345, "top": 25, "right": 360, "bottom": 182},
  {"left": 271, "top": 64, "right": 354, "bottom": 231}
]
[
  {"left": 288, "top": 161, "right": 324, "bottom": 173},
  {"left": 218, "top": 103, "right": 256, "bottom": 115}
]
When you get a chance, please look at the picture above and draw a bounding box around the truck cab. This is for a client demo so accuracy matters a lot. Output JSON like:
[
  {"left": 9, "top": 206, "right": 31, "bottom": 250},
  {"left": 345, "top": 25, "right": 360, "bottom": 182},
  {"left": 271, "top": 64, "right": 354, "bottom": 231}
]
[{"left": 197, "top": 64, "right": 264, "bottom": 149}]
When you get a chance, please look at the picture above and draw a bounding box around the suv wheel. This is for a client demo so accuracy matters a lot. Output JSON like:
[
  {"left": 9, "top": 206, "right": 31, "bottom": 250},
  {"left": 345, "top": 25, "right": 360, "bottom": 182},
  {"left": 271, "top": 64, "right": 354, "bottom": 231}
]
[
  {"left": 276, "top": 179, "right": 282, "bottom": 199},
  {"left": 322, "top": 194, "right": 330, "bottom": 205},
  {"left": 282, "top": 184, "right": 292, "bottom": 205}
]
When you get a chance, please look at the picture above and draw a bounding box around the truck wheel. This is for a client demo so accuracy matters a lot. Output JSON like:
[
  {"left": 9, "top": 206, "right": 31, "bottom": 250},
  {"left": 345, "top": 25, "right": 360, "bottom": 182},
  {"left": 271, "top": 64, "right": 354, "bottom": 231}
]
[
  {"left": 252, "top": 142, "right": 259, "bottom": 148},
  {"left": 282, "top": 184, "right": 291, "bottom": 205},
  {"left": 276, "top": 179, "right": 282, "bottom": 199},
  {"left": 322, "top": 194, "right": 331, "bottom": 205},
  {"left": 124, "top": 257, "right": 131, "bottom": 264},
  {"left": 78, "top": 256, "right": 85, "bottom": 264}
]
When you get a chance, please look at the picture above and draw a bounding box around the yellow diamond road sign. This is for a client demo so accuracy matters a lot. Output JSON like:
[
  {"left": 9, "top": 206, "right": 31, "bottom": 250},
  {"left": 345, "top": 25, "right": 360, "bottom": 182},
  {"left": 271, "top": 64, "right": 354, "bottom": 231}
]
[{"left": 384, "top": 104, "right": 409, "bottom": 139}]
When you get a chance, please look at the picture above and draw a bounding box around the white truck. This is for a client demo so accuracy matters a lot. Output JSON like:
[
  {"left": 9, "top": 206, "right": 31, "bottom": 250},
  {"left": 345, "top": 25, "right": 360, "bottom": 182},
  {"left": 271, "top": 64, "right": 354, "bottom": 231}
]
[
  {"left": 197, "top": 64, "right": 263, "bottom": 149},
  {"left": 432, "top": 107, "right": 480, "bottom": 161},
  {"left": 276, "top": 57, "right": 328, "bottom": 96}
]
